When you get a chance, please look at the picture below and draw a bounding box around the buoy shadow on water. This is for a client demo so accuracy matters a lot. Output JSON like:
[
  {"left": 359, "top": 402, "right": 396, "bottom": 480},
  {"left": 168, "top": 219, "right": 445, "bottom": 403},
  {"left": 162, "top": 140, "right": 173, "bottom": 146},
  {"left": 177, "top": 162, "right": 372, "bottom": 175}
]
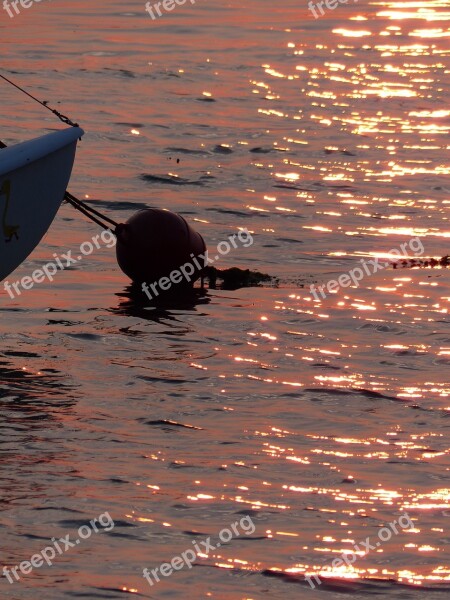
[
  {"left": 111, "top": 266, "right": 277, "bottom": 319},
  {"left": 112, "top": 284, "right": 211, "bottom": 321}
]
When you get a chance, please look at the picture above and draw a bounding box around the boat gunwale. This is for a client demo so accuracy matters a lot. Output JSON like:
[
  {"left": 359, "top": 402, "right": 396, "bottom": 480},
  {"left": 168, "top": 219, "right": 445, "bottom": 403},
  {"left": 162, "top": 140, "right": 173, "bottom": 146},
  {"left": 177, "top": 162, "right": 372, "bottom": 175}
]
[{"left": 0, "top": 127, "right": 84, "bottom": 177}]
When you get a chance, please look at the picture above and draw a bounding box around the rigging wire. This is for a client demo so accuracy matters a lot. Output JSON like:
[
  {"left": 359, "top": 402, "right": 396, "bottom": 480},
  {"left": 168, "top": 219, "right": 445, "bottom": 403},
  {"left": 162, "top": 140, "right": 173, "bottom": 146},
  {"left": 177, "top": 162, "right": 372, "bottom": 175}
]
[{"left": 0, "top": 72, "right": 120, "bottom": 232}]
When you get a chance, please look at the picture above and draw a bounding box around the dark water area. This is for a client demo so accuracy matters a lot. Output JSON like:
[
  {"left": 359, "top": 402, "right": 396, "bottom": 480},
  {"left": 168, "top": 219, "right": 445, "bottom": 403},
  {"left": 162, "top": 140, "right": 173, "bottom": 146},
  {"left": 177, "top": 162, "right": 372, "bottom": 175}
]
[{"left": 0, "top": 1, "right": 449, "bottom": 598}]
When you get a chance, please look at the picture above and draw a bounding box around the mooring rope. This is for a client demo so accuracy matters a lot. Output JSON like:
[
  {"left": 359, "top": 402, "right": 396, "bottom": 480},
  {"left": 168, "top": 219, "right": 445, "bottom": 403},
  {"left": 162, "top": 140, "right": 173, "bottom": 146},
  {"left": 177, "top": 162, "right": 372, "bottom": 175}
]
[{"left": 64, "top": 192, "right": 119, "bottom": 232}]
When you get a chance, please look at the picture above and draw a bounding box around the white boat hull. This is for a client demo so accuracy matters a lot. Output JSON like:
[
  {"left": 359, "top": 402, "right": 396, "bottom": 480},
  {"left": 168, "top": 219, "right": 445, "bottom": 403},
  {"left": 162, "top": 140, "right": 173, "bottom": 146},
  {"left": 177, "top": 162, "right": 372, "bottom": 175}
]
[{"left": 0, "top": 127, "right": 84, "bottom": 282}]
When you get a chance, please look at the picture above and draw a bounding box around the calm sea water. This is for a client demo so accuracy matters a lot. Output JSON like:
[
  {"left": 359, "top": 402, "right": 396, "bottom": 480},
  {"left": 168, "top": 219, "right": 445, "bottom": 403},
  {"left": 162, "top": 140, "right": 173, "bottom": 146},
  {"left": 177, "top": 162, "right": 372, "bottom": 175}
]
[{"left": 1, "top": 1, "right": 449, "bottom": 598}]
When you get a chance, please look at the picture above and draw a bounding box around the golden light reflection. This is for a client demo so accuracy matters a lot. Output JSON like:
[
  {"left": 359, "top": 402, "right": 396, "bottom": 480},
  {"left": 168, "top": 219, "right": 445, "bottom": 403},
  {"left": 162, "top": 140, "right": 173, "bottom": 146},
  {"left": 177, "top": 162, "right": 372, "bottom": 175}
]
[
  {"left": 218, "top": 3, "right": 450, "bottom": 588},
  {"left": 333, "top": 29, "right": 372, "bottom": 37}
]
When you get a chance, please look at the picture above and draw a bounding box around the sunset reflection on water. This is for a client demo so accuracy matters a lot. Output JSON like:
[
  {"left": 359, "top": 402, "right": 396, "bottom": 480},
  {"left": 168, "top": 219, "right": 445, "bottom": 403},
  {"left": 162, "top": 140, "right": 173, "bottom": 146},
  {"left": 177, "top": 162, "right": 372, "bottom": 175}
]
[{"left": 0, "top": 0, "right": 449, "bottom": 597}]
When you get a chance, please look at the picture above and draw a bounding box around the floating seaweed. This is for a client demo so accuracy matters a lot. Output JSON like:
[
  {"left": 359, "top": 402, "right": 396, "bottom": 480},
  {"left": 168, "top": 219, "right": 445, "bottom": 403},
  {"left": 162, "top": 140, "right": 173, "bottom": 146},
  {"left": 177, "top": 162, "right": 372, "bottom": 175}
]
[
  {"left": 391, "top": 255, "right": 450, "bottom": 269},
  {"left": 203, "top": 266, "right": 275, "bottom": 290}
]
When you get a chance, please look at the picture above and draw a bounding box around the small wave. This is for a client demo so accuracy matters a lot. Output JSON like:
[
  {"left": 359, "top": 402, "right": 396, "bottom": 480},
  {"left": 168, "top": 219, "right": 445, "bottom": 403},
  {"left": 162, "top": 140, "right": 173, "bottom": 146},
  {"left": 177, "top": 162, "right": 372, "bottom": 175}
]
[{"left": 141, "top": 174, "right": 207, "bottom": 186}]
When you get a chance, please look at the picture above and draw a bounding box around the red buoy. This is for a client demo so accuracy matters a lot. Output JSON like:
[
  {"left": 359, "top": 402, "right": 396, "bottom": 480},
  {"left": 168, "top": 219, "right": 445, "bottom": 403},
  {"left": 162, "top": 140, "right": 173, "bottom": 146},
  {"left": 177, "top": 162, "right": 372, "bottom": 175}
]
[{"left": 115, "top": 209, "right": 207, "bottom": 288}]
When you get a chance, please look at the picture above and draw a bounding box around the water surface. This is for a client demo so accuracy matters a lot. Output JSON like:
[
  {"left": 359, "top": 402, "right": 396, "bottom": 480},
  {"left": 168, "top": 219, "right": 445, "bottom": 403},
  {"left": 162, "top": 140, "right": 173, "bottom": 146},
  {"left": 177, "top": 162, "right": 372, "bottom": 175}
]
[{"left": 0, "top": 1, "right": 449, "bottom": 598}]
